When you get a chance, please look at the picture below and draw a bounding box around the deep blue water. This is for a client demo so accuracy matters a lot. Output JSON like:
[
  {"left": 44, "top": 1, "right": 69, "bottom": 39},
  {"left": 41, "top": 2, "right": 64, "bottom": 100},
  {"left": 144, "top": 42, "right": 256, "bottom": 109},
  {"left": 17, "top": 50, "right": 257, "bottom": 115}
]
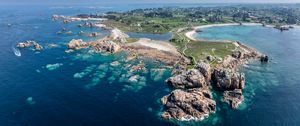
[
  {"left": 1, "top": 4, "right": 300, "bottom": 126},
  {"left": 0, "top": 4, "right": 174, "bottom": 126}
]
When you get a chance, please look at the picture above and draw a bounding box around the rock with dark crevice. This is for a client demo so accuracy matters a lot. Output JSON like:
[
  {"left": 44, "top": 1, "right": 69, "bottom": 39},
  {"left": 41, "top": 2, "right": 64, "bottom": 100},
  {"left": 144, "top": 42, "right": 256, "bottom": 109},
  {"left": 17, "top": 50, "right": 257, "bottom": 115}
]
[
  {"left": 166, "top": 69, "right": 206, "bottom": 89},
  {"left": 161, "top": 88, "right": 216, "bottom": 121},
  {"left": 67, "top": 39, "right": 89, "bottom": 50},
  {"left": 212, "top": 68, "right": 245, "bottom": 90},
  {"left": 260, "top": 55, "right": 269, "bottom": 62},
  {"left": 231, "top": 50, "right": 244, "bottom": 59},
  {"left": 223, "top": 89, "right": 244, "bottom": 109},
  {"left": 92, "top": 40, "right": 121, "bottom": 53},
  {"left": 195, "top": 61, "right": 212, "bottom": 80}
]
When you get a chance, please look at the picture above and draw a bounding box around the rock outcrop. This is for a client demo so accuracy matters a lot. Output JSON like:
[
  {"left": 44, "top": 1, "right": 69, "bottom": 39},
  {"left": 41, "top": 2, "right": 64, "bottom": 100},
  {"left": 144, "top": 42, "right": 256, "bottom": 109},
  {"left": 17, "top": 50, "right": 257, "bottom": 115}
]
[
  {"left": 223, "top": 89, "right": 244, "bottom": 109},
  {"left": 34, "top": 43, "right": 43, "bottom": 50},
  {"left": 161, "top": 88, "right": 216, "bottom": 121},
  {"left": 67, "top": 38, "right": 121, "bottom": 53},
  {"left": 195, "top": 61, "right": 212, "bottom": 80},
  {"left": 67, "top": 39, "right": 88, "bottom": 50},
  {"left": 212, "top": 68, "right": 245, "bottom": 90},
  {"left": 166, "top": 69, "right": 206, "bottom": 89},
  {"left": 93, "top": 40, "right": 121, "bottom": 53},
  {"left": 16, "top": 40, "right": 43, "bottom": 51},
  {"left": 231, "top": 50, "right": 244, "bottom": 59},
  {"left": 211, "top": 68, "right": 246, "bottom": 109},
  {"left": 88, "top": 32, "right": 101, "bottom": 37},
  {"left": 260, "top": 55, "right": 269, "bottom": 62}
]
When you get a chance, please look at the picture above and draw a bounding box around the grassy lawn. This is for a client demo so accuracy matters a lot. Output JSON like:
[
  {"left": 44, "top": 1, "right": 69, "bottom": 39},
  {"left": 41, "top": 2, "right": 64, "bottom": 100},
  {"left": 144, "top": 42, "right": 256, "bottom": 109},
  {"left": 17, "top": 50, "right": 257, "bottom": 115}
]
[
  {"left": 125, "top": 38, "right": 139, "bottom": 43},
  {"left": 170, "top": 32, "right": 236, "bottom": 66},
  {"left": 186, "top": 41, "right": 235, "bottom": 62}
]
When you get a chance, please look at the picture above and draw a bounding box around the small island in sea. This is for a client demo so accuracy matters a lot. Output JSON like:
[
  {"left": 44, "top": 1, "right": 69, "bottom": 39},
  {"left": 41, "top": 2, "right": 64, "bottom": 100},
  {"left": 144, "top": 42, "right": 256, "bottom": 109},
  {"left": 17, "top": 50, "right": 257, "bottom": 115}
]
[{"left": 3, "top": 3, "right": 300, "bottom": 126}]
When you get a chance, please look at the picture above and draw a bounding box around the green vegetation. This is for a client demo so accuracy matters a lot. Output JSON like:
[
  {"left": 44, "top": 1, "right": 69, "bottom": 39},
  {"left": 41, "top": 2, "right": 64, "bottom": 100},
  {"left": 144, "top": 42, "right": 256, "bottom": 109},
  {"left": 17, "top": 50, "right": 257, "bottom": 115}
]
[
  {"left": 103, "top": 5, "right": 300, "bottom": 34},
  {"left": 103, "top": 17, "right": 204, "bottom": 34},
  {"left": 170, "top": 32, "right": 236, "bottom": 66},
  {"left": 99, "top": 5, "right": 300, "bottom": 66},
  {"left": 125, "top": 38, "right": 139, "bottom": 43},
  {"left": 186, "top": 41, "right": 235, "bottom": 63}
]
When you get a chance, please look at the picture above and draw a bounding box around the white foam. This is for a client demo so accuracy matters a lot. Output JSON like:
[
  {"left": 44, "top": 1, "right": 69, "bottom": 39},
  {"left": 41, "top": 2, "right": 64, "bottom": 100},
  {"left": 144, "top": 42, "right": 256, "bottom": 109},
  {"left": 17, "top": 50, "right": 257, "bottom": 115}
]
[
  {"left": 46, "top": 63, "right": 63, "bottom": 71},
  {"left": 12, "top": 47, "right": 21, "bottom": 57}
]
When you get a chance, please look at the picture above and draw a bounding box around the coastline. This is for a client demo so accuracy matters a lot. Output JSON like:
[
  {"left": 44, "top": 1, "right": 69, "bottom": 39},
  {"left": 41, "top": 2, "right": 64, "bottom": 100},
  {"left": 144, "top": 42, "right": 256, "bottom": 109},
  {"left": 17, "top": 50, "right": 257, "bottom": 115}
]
[{"left": 185, "top": 23, "right": 269, "bottom": 41}]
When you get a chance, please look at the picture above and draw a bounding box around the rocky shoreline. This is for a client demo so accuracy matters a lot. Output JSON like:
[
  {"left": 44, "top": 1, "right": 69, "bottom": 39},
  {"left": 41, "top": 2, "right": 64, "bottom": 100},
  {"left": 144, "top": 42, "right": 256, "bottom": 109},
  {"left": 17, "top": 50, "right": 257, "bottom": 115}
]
[
  {"left": 16, "top": 15, "right": 269, "bottom": 122},
  {"left": 159, "top": 26, "right": 266, "bottom": 121}
]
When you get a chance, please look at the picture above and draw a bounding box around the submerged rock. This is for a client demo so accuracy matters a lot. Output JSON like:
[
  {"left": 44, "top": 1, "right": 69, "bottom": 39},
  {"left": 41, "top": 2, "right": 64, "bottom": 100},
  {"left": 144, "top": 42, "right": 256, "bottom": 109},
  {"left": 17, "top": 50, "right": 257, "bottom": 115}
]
[
  {"left": 166, "top": 69, "right": 206, "bottom": 89},
  {"left": 212, "top": 68, "right": 245, "bottom": 90},
  {"left": 150, "top": 68, "right": 166, "bottom": 81},
  {"left": 161, "top": 88, "right": 216, "bottom": 121},
  {"left": 26, "top": 97, "right": 36, "bottom": 105},
  {"left": 110, "top": 61, "right": 120, "bottom": 66},
  {"left": 260, "top": 55, "right": 269, "bottom": 62},
  {"left": 223, "top": 89, "right": 244, "bottom": 109},
  {"left": 88, "top": 32, "right": 101, "bottom": 37},
  {"left": 46, "top": 63, "right": 63, "bottom": 71}
]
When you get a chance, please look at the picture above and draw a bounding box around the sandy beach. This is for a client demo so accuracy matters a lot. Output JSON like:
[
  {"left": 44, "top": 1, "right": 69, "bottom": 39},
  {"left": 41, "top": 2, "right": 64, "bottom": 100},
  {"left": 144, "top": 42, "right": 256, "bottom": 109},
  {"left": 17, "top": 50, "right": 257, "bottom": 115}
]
[
  {"left": 185, "top": 23, "right": 265, "bottom": 41},
  {"left": 127, "top": 38, "right": 179, "bottom": 55}
]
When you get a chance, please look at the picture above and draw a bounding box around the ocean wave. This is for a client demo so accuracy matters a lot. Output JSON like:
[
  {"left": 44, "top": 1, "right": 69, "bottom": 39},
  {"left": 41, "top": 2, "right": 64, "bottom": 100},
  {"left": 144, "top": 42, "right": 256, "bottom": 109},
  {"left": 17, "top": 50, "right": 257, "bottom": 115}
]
[{"left": 12, "top": 47, "right": 21, "bottom": 57}]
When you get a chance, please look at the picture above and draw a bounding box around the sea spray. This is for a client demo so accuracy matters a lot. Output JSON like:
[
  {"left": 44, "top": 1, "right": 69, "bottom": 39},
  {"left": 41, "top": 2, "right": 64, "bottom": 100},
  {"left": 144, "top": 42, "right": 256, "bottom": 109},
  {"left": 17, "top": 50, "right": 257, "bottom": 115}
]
[{"left": 12, "top": 47, "right": 21, "bottom": 57}]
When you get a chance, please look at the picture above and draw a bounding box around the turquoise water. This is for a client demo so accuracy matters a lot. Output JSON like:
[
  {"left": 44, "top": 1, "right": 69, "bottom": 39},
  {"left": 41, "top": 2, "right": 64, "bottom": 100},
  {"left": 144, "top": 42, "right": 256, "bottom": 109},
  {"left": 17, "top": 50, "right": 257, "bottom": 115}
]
[
  {"left": 1, "top": 4, "right": 300, "bottom": 126},
  {"left": 194, "top": 25, "right": 300, "bottom": 125}
]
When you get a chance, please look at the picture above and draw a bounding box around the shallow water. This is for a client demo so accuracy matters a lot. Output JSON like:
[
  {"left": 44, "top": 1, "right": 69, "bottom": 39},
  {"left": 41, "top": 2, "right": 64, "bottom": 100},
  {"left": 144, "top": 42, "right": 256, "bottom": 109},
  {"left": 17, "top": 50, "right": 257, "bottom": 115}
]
[{"left": 1, "top": 4, "right": 300, "bottom": 126}]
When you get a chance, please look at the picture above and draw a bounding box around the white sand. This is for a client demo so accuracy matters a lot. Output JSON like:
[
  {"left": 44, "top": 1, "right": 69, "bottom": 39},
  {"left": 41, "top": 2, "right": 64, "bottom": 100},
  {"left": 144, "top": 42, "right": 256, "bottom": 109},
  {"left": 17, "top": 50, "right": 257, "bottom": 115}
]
[
  {"left": 129, "top": 38, "right": 179, "bottom": 55},
  {"left": 68, "top": 17, "right": 107, "bottom": 21},
  {"left": 111, "top": 28, "right": 129, "bottom": 40},
  {"left": 185, "top": 23, "right": 266, "bottom": 41}
]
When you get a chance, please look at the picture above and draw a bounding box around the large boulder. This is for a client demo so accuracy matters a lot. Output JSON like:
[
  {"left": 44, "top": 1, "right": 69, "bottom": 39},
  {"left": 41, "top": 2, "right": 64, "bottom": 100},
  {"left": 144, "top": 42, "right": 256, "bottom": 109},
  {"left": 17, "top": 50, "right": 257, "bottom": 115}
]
[
  {"left": 231, "top": 50, "right": 244, "bottom": 59},
  {"left": 260, "top": 55, "right": 269, "bottom": 62},
  {"left": 34, "top": 43, "right": 43, "bottom": 50},
  {"left": 166, "top": 69, "right": 206, "bottom": 89},
  {"left": 67, "top": 39, "right": 89, "bottom": 50},
  {"left": 93, "top": 40, "right": 121, "bottom": 53},
  {"left": 161, "top": 88, "right": 216, "bottom": 121},
  {"left": 223, "top": 89, "right": 244, "bottom": 109},
  {"left": 212, "top": 68, "right": 245, "bottom": 90},
  {"left": 195, "top": 61, "right": 211, "bottom": 80}
]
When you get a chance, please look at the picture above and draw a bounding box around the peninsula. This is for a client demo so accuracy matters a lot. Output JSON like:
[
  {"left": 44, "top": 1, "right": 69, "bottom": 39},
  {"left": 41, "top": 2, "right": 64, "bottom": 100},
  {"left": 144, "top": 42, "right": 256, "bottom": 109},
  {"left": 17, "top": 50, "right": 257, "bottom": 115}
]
[{"left": 16, "top": 5, "right": 300, "bottom": 122}]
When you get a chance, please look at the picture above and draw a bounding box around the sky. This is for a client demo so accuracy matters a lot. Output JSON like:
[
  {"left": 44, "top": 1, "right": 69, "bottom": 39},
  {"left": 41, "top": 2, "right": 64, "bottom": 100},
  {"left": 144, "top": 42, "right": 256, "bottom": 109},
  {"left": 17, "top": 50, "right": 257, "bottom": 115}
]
[{"left": 0, "top": 0, "right": 299, "bottom": 4}]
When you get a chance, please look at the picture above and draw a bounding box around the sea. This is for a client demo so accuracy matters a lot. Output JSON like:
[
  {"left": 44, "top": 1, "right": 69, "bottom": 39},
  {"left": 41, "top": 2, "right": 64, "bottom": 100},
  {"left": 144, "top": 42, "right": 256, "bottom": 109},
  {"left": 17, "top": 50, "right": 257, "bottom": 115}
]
[{"left": 0, "top": 3, "right": 300, "bottom": 126}]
